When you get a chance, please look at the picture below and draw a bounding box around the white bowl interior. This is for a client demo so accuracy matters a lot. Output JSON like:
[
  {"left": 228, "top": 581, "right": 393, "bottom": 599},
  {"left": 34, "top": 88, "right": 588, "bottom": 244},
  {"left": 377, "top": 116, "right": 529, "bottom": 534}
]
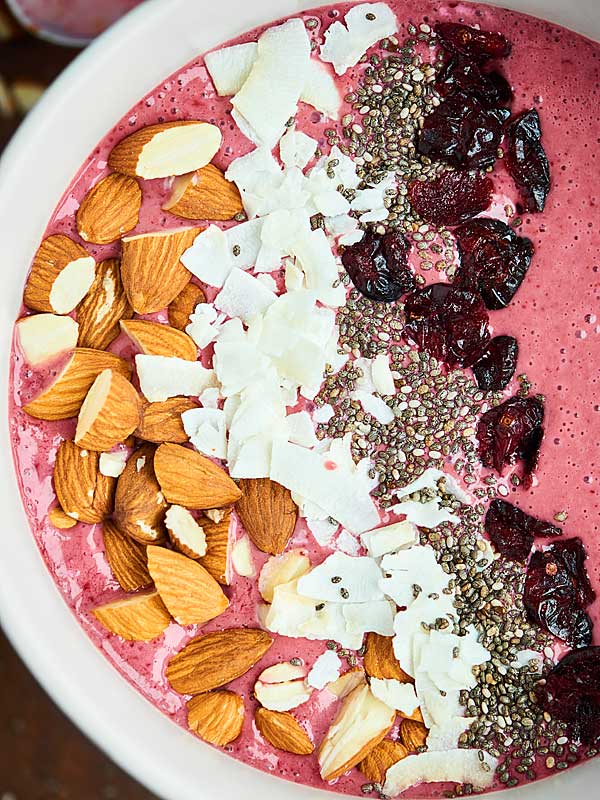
[{"left": 0, "top": 1, "right": 599, "bottom": 798}]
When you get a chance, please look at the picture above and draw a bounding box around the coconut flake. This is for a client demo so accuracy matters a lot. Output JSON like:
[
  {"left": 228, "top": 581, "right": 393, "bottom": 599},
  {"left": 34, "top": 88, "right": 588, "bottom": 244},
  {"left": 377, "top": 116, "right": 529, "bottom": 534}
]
[
  {"left": 384, "top": 750, "right": 498, "bottom": 796},
  {"left": 360, "top": 520, "right": 418, "bottom": 558},
  {"left": 182, "top": 407, "right": 227, "bottom": 460},
  {"left": 215, "top": 268, "right": 277, "bottom": 323},
  {"left": 280, "top": 125, "right": 318, "bottom": 170},
  {"left": 308, "top": 650, "right": 342, "bottom": 690},
  {"left": 380, "top": 545, "right": 451, "bottom": 607},
  {"left": 391, "top": 499, "right": 460, "bottom": 528},
  {"left": 298, "top": 552, "right": 383, "bottom": 604},
  {"left": 136, "top": 355, "right": 215, "bottom": 403},
  {"left": 181, "top": 224, "right": 233, "bottom": 287},
  {"left": 286, "top": 410, "right": 318, "bottom": 448},
  {"left": 205, "top": 42, "right": 258, "bottom": 96},
  {"left": 426, "top": 718, "right": 476, "bottom": 752},
  {"left": 370, "top": 678, "right": 419, "bottom": 715},
  {"left": 371, "top": 353, "right": 396, "bottom": 395},
  {"left": 291, "top": 227, "right": 345, "bottom": 307},
  {"left": 186, "top": 304, "right": 226, "bottom": 349},
  {"left": 352, "top": 390, "right": 394, "bottom": 424},
  {"left": 320, "top": 3, "right": 398, "bottom": 76}
]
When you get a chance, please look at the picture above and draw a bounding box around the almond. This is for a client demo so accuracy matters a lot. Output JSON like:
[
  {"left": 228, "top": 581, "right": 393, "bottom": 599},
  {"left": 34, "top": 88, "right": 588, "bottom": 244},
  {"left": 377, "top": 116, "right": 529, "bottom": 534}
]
[
  {"left": 107, "top": 121, "right": 222, "bottom": 179},
  {"left": 164, "top": 164, "right": 243, "bottom": 221},
  {"left": 258, "top": 550, "right": 311, "bottom": 603},
  {"left": 147, "top": 545, "right": 228, "bottom": 626},
  {"left": 23, "top": 348, "right": 130, "bottom": 421},
  {"left": 114, "top": 443, "right": 167, "bottom": 544},
  {"left": 121, "top": 227, "right": 201, "bottom": 314},
  {"left": 154, "top": 443, "right": 242, "bottom": 509},
  {"left": 54, "top": 440, "right": 115, "bottom": 524},
  {"left": 326, "top": 668, "right": 367, "bottom": 699},
  {"left": 48, "top": 505, "right": 77, "bottom": 530},
  {"left": 236, "top": 478, "right": 297, "bottom": 555},
  {"left": 136, "top": 396, "right": 196, "bottom": 444},
  {"left": 74, "top": 369, "right": 141, "bottom": 451},
  {"left": 76, "top": 173, "right": 142, "bottom": 244},
  {"left": 102, "top": 519, "right": 152, "bottom": 592},
  {"left": 318, "top": 684, "right": 396, "bottom": 782},
  {"left": 166, "top": 628, "right": 273, "bottom": 695},
  {"left": 76, "top": 259, "right": 133, "bottom": 350},
  {"left": 120, "top": 319, "right": 197, "bottom": 361},
  {"left": 359, "top": 739, "right": 408, "bottom": 783},
  {"left": 166, "top": 505, "right": 206, "bottom": 558},
  {"left": 399, "top": 718, "right": 428, "bottom": 753},
  {"left": 187, "top": 691, "right": 245, "bottom": 746},
  {"left": 402, "top": 706, "right": 424, "bottom": 724},
  {"left": 198, "top": 511, "right": 231, "bottom": 585},
  {"left": 16, "top": 313, "right": 79, "bottom": 367},
  {"left": 23, "top": 234, "right": 95, "bottom": 314},
  {"left": 255, "top": 708, "right": 314, "bottom": 756},
  {"left": 168, "top": 281, "right": 206, "bottom": 331},
  {"left": 92, "top": 591, "right": 170, "bottom": 641},
  {"left": 364, "top": 633, "right": 413, "bottom": 683}
]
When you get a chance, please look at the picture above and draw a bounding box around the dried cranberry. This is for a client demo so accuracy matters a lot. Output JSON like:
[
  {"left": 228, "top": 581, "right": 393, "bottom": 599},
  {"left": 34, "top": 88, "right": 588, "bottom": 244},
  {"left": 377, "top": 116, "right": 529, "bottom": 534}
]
[
  {"left": 454, "top": 218, "right": 534, "bottom": 309},
  {"left": 403, "top": 283, "right": 489, "bottom": 367},
  {"left": 524, "top": 538, "right": 595, "bottom": 648},
  {"left": 341, "top": 230, "right": 415, "bottom": 303},
  {"left": 537, "top": 647, "right": 600, "bottom": 745},
  {"left": 472, "top": 336, "right": 518, "bottom": 391},
  {"left": 417, "top": 93, "right": 509, "bottom": 170},
  {"left": 477, "top": 396, "right": 544, "bottom": 476},
  {"left": 408, "top": 170, "right": 493, "bottom": 227},
  {"left": 435, "top": 22, "right": 512, "bottom": 62},
  {"left": 436, "top": 56, "right": 513, "bottom": 107},
  {"left": 485, "top": 498, "right": 562, "bottom": 563},
  {"left": 505, "top": 109, "right": 551, "bottom": 213}
]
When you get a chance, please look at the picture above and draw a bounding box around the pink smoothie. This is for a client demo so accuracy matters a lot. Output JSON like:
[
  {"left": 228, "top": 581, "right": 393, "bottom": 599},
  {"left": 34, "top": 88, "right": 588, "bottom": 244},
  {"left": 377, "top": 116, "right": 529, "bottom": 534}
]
[{"left": 8, "top": 1, "right": 600, "bottom": 798}]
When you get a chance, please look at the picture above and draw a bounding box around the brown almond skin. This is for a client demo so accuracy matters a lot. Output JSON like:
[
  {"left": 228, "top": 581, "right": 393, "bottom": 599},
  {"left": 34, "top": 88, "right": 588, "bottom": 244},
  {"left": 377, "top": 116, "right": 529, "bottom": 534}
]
[
  {"left": 236, "top": 478, "right": 297, "bottom": 555},
  {"left": 255, "top": 708, "right": 314, "bottom": 756},
  {"left": 399, "top": 718, "right": 428, "bottom": 752},
  {"left": 77, "top": 259, "right": 133, "bottom": 350},
  {"left": 93, "top": 591, "right": 171, "bottom": 642},
  {"left": 166, "top": 628, "right": 273, "bottom": 695},
  {"left": 187, "top": 691, "right": 245, "bottom": 746},
  {"left": 198, "top": 511, "right": 231, "bottom": 585},
  {"left": 165, "top": 164, "right": 243, "bottom": 221},
  {"left": 136, "top": 397, "right": 197, "bottom": 444},
  {"left": 168, "top": 281, "right": 206, "bottom": 331},
  {"left": 53, "top": 440, "right": 115, "bottom": 524},
  {"left": 120, "top": 319, "right": 197, "bottom": 361},
  {"left": 23, "top": 234, "right": 93, "bottom": 313},
  {"left": 114, "top": 443, "right": 167, "bottom": 544},
  {"left": 102, "top": 519, "right": 152, "bottom": 592},
  {"left": 154, "top": 443, "right": 242, "bottom": 509},
  {"left": 76, "top": 173, "right": 142, "bottom": 244},
  {"left": 364, "top": 633, "right": 413, "bottom": 683},
  {"left": 359, "top": 740, "right": 408, "bottom": 783},
  {"left": 48, "top": 506, "right": 78, "bottom": 529}
]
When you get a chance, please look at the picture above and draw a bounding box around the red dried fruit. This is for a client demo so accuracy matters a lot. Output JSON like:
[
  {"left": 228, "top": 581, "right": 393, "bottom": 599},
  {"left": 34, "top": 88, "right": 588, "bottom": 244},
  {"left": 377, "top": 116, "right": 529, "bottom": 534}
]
[
  {"left": 408, "top": 170, "right": 493, "bottom": 227},
  {"left": 454, "top": 217, "right": 534, "bottom": 310},
  {"left": 341, "top": 230, "right": 415, "bottom": 302},
  {"left": 505, "top": 109, "right": 551, "bottom": 213},
  {"left": 537, "top": 647, "right": 600, "bottom": 746},
  {"left": 435, "top": 22, "right": 512, "bottom": 62},
  {"left": 477, "top": 396, "right": 544, "bottom": 479},
  {"left": 403, "top": 283, "right": 489, "bottom": 367},
  {"left": 417, "top": 93, "right": 509, "bottom": 170},
  {"left": 472, "top": 336, "right": 519, "bottom": 391},
  {"left": 524, "top": 538, "right": 595, "bottom": 648},
  {"left": 485, "top": 498, "right": 562, "bottom": 563},
  {"left": 436, "top": 56, "right": 513, "bottom": 108}
]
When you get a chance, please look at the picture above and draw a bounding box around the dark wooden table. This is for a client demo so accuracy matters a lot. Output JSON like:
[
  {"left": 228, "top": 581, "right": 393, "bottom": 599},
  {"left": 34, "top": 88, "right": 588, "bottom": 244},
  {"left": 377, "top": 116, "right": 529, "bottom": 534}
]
[{"left": 0, "top": 5, "right": 157, "bottom": 798}]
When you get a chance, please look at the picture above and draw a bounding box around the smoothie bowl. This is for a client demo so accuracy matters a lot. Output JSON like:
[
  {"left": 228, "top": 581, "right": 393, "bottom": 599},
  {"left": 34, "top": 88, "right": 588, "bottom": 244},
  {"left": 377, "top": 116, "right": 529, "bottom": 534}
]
[{"left": 1, "top": 0, "right": 600, "bottom": 798}]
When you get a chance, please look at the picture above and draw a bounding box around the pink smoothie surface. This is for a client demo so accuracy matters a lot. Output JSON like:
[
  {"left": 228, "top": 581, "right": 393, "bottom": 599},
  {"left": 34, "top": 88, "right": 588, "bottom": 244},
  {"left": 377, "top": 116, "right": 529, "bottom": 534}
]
[{"left": 8, "top": 1, "right": 600, "bottom": 798}]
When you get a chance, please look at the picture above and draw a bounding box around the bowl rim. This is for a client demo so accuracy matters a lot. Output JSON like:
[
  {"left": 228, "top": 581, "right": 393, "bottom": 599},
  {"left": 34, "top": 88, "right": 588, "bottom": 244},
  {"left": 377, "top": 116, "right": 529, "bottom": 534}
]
[{"left": 0, "top": 1, "right": 599, "bottom": 799}]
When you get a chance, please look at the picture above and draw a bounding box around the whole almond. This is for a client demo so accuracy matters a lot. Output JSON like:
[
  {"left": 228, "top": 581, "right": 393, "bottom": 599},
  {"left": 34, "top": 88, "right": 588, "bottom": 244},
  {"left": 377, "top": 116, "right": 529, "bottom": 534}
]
[
  {"left": 359, "top": 739, "right": 408, "bottom": 783},
  {"left": 77, "top": 259, "right": 133, "bottom": 350},
  {"left": 236, "top": 478, "right": 297, "bottom": 555},
  {"left": 198, "top": 511, "right": 231, "bottom": 585},
  {"left": 114, "top": 443, "right": 167, "bottom": 544},
  {"left": 154, "top": 443, "right": 242, "bottom": 509},
  {"left": 187, "top": 691, "right": 244, "bottom": 746},
  {"left": 166, "top": 628, "right": 273, "bottom": 695},
  {"left": 136, "top": 397, "right": 197, "bottom": 444},
  {"left": 255, "top": 708, "right": 314, "bottom": 756},
  {"left": 364, "top": 633, "right": 413, "bottom": 683},
  {"left": 23, "top": 234, "right": 95, "bottom": 314},
  {"left": 54, "top": 440, "right": 115, "bottom": 524},
  {"left": 168, "top": 282, "right": 206, "bottom": 331},
  {"left": 75, "top": 369, "right": 141, "bottom": 452},
  {"left": 120, "top": 319, "right": 197, "bottom": 361},
  {"left": 93, "top": 591, "right": 171, "bottom": 641},
  {"left": 76, "top": 173, "right": 142, "bottom": 244},
  {"left": 147, "top": 545, "right": 228, "bottom": 626},
  {"left": 102, "top": 519, "right": 152, "bottom": 592},
  {"left": 399, "top": 718, "right": 428, "bottom": 753},
  {"left": 48, "top": 505, "right": 78, "bottom": 530},
  {"left": 164, "top": 164, "right": 243, "bottom": 221}
]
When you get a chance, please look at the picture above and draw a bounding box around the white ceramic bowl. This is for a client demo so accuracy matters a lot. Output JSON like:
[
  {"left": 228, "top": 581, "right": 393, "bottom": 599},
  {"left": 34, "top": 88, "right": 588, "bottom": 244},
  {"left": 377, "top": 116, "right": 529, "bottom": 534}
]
[{"left": 0, "top": 1, "right": 598, "bottom": 798}]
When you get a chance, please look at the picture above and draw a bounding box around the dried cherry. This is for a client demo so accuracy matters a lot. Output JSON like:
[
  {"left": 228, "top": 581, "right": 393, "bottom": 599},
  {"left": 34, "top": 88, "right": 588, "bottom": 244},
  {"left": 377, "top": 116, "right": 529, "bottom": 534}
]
[
  {"left": 436, "top": 56, "right": 513, "bottom": 107},
  {"left": 435, "top": 22, "right": 512, "bottom": 62},
  {"left": 472, "top": 335, "right": 519, "bottom": 391},
  {"left": 485, "top": 498, "right": 562, "bottom": 563},
  {"left": 341, "top": 230, "right": 415, "bottom": 303},
  {"left": 524, "top": 538, "right": 595, "bottom": 648},
  {"left": 408, "top": 170, "right": 494, "bottom": 227},
  {"left": 403, "top": 283, "right": 489, "bottom": 367},
  {"left": 454, "top": 217, "right": 534, "bottom": 309},
  {"left": 477, "top": 396, "right": 544, "bottom": 477},
  {"left": 505, "top": 109, "right": 551, "bottom": 213}
]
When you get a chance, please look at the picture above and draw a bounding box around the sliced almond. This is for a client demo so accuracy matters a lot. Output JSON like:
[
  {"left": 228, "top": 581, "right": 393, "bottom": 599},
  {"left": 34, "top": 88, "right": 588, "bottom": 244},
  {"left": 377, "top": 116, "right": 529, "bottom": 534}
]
[
  {"left": 147, "top": 545, "right": 228, "bottom": 626},
  {"left": 399, "top": 718, "right": 428, "bottom": 752},
  {"left": 136, "top": 396, "right": 196, "bottom": 444},
  {"left": 121, "top": 227, "right": 201, "bottom": 314},
  {"left": 76, "top": 173, "right": 142, "bottom": 244},
  {"left": 168, "top": 281, "right": 206, "bottom": 331},
  {"left": 231, "top": 535, "right": 255, "bottom": 577},
  {"left": 402, "top": 706, "right": 425, "bottom": 724},
  {"left": 364, "top": 633, "right": 413, "bottom": 683},
  {"left": 198, "top": 511, "right": 231, "bottom": 585},
  {"left": 16, "top": 313, "right": 79, "bottom": 367},
  {"left": 108, "top": 121, "right": 222, "bottom": 179},
  {"left": 187, "top": 691, "right": 245, "bottom": 746},
  {"left": 164, "top": 164, "right": 243, "bottom": 221},
  {"left": 359, "top": 740, "right": 409, "bottom": 784},
  {"left": 114, "top": 443, "right": 167, "bottom": 544},
  {"left": 48, "top": 505, "right": 77, "bottom": 530},
  {"left": 258, "top": 550, "right": 311, "bottom": 603},
  {"left": 120, "top": 319, "right": 197, "bottom": 361},
  {"left": 23, "top": 234, "right": 95, "bottom": 314},
  {"left": 102, "top": 519, "right": 152, "bottom": 592},
  {"left": 254, "top": 663, "right": 311, "bottom": 712},
  {"left": 255, "top": 708, "right": 314, "bottom": 756},
  {"left": 23, "top": 348, "right": 130, "bottom": 421},
  {"left": 77, "top": 258, "right": 133, "bottom": 350},
  {"left": 92, "top": 590, "right": 170, "bottom": 641},
  {"left": 236, "top": 478, "right": 297, "bottom": 555},
  {"left": 166, "top": 505, "right": 206, "bottom": 558},
  {"left": 154, "top": 443, "right": 242, "bottom": 509},
  {"left": 318, "top": 684, "right": 396, "bottom": 782},
  {"left": 74, "top": 369, "right": 141, "bottom": 451},
  {"left": 166, "top": 628, "right": 273, "bottom": 695},
  {"left": 326, "top": 668, "right": 367, "bottom": 699},
  {"left": 54, "top": 440, "right": 115, "bottom": 524}
]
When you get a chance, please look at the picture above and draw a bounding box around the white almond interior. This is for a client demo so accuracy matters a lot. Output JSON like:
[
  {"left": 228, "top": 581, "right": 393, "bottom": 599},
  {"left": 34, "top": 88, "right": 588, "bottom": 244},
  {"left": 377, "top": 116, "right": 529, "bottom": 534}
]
[
  {"left": 137, "top": 124, "right": 222, "bottom": 179},
  {"left": 165, "top": 505, "right": 207, "bottom": 557},
  {"left": 49, "top": 256, "right": 96, "bottom": 314},
  {"left": 75, "top": 368, "right": 112, "bottom": 442},
  {"left": 16, "top": 313, "right": 78, "bottom": 366}
]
